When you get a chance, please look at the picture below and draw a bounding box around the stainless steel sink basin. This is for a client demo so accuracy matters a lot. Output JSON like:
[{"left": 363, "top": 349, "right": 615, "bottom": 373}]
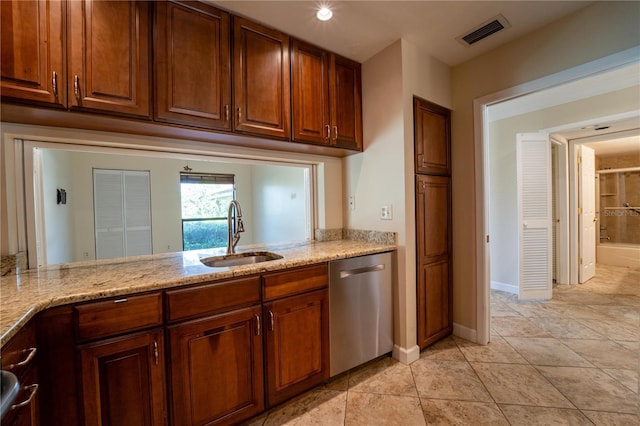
[
  {"left": 1, "top": 370, "right": 19, "bottom": 420},
  {"left": 200, "top": 251, "right": 283, "bottom": 268}
]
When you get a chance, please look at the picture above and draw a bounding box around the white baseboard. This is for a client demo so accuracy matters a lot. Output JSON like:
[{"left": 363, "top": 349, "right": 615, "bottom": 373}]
[
  {"left": 392, "top": 344, "right": 420, "bottom": 365},
  {"left": 453, "top": 323, "right": 477, "bottom": 343},
  {"left": 491, "top": 280, "right": 518, "bottom": 294}
]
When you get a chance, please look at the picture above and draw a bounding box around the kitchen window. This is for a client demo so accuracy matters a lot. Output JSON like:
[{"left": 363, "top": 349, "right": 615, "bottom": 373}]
[{"left": 180, "top": 173, "right": 235, "bottom": 250}]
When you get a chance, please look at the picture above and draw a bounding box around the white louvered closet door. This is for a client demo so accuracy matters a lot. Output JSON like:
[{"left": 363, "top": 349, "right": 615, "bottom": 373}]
[
  {"left": 517, "top": 133, "right": 552, "bottom": 301},
  {"left": 94, "top": 169, "right": 152, "bottom": 260}
]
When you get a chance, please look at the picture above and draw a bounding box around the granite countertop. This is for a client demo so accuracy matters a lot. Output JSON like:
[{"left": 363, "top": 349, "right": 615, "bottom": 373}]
[{"left": 0, "top": 239, "right": 395, "bottom": 347}]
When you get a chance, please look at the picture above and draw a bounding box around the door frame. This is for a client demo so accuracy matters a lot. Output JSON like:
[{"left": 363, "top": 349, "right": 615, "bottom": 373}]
[{"left": 473, "top": 46, "right": 640, "bottom": 345}]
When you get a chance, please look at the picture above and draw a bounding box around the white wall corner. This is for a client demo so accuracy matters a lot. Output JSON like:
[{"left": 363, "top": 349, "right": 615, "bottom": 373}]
[
  {"left": 392, "top": 344, "right": 420, "bottom": 365},
  {"left": 490, "top": 280, "right": 518, "bottom": 295},
  {"left": 453, "top": 323, "right": 478, "bottom": 343}
]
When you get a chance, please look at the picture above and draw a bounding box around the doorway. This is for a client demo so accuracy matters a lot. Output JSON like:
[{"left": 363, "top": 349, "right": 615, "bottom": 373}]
[{"left": 475, "top": 50, "right": 640, "bottom": 345}]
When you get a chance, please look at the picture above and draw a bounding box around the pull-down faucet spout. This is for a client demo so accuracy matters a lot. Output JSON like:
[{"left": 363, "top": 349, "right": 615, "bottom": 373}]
[{"left": 227, "top": 200, "right": 244, "bottom": 254}]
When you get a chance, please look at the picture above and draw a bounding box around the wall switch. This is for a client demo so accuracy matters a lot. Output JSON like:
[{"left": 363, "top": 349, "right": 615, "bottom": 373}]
[
  {"left": 348, "top": 196, "right": 355, "bottom": 211},
  {"left": 381, "top": 204, "right": 392, "bottom": 220}
]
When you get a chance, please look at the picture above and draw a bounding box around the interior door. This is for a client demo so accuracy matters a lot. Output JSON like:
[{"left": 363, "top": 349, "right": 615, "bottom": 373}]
[
  {"left": 578, "top": 145, "right": 596, "bottom": 283},
  {"left": 517, "top": 133, "right": 552, "bottom": 300}
]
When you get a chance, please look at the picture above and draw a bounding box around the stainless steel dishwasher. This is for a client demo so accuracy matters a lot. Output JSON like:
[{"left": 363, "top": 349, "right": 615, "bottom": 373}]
[{"left": 329, "top": 251, "right": 393, "bottom": 376}]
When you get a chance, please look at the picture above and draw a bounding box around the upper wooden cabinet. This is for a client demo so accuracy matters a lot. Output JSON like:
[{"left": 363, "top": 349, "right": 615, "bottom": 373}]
[
  {"left": 68, "top": 0, "right": 151, "bottom": 118},
  {"left": 330, "top": 55, "right": 362, "bottom": 150},
  {"left": 291, "top": 40, "right": 330, "bottom": 145},
  {"left": 414, "top": 96, "right": 451, "bottom": 176},
  {"left": 0, "top": 0, "right": 66, "bottom": 107},
  {"left": 154, "top": 1, "right": 231, "bottom": 130},
  {"left": 233, "top": 16, "right": 291, "bottom": 140},
  {"left": 291, "top": 39, "right": 362, "bottom": 150}
]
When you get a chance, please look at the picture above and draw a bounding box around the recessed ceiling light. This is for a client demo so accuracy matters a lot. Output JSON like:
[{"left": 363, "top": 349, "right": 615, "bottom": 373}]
[{"left": 316, "top": 7, "right": 333, "bottom": 21}]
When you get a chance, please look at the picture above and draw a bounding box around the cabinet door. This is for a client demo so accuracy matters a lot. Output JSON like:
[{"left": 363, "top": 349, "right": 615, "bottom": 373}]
[
  {"left": 154, "top": 1, "right": 231, "bottom": 130},
  {"left": 78, "top": 329, "right": 166, "bottom": 426},
  {"left": 68, "top": 0, "right": 150, "bottom": 117},
  {"left": 414, "top": 97, "right": 451, "bottom": 176},
  {"left": 169, "top": 306, "right": 264, "bottom": 426},
  {"left": 330, "top": 55, "right": 362, "bottom": 150},
  {"left": 0, "top": 0, "right": 65, "bottom": 106},
  {"left": 291, "top": 39, "right": 330, "bottom": 145},
  {"left": 416, "top": 175, "right": 452, "bottom": 348},
  {"left": 233, "top": 16, "right": 290, "bottom": 139},
  {"left": 264, "top": 289, "right": 329, "bottom": 407}
]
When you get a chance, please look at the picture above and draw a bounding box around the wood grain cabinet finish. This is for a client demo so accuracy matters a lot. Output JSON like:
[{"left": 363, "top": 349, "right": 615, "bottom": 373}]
[
  {"left": 330, "top": 55, "right": 362, "bottom": 150},
  {"left": 414, "top": 96, "right": 453, "bottom": 349},
  {"left": 414, "top": 97, "right": 451, "bottom": 176},
  {"left": 78, "top": 329, "right": 166, "bottom": 426},
  {"left": 1, "top": 320, "right": 40, "bottom": 426},
  {"left": 261, "top": 264, "right": 330, "bottom": 407},
  {"left": 291, "top": 39, "right": 362, "bottom": 150},
  {"left": 154, "top": 1, "right": 231, "bottom": 130},
  {"left": 233, "top": 16, "right": 290, "bottom": 139},
  {"left": 68, "top": 0, "right": 151, "bottom": 117},
  {"left": 168, "top": 306, "right": 264, "bottom": 426},
  {"left": 415, "top": 174, "right": 452, "bottom": 349},
  {"left": 0, "top": 0, "right": 66, "bottom": 107}
]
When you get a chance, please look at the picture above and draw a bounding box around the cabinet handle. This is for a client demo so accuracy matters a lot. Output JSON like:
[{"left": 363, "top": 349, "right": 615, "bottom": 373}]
[
  {"left": 153, "top": 340, "right": 159, "bottom": 366},
  {"left": 52, "top": 71, "right": 58, "bottom": 98},
  {"left": 7, "top": 347, "right": 37, "bottom": 370},
  {"left": 74, "top": 75, "right": 80, "bottom": 102},
  {"left": 255, "top": 315, "right": 260, "bottom": 336},
  {"left": 113, "top": 298, "right": 128, "bottom": 304},
  {"left": 225, "top": 104, "right": 230, "bottom": 122},
  {"left": 268, "top": 311, "right": 274, "bottom": 331},
  {"left": 237, "top": 107, "right": 241, "bottom": 122},
  {"left": 10, "top": 384, "right": 38, "bottom": 410},
  {"left": 325, "top": 125, "right": 330, "bottom": 140},
  {"left": 333, "top": 126, "right": 338, "bottom": 142}
]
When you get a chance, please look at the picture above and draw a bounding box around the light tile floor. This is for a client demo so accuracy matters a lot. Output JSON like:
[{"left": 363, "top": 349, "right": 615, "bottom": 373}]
[{"left": 245, "top": 264, "right": 639, "bottom": 425}]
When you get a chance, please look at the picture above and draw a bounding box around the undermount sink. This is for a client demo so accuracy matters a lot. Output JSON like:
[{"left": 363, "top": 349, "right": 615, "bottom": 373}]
[
  {"left": 1, "top": 370, "right": 19, "bottom": 420},
  {"left": 200, "top": 251, "right": 283, "bottom": 268}
]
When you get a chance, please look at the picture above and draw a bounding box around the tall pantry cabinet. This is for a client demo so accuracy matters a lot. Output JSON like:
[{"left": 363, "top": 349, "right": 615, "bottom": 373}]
[{"left": 414, "top": 96, "right": 453, "bottom": 349}]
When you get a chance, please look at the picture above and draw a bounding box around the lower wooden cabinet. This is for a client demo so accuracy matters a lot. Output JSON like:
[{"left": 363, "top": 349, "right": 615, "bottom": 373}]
[
  {"left": 263, "top": 288, "right": 329, "bottom": 407},
  {"left": 416, "top": 175, "right": 452, "bottom": 349},
  {"left": 1, "top": 319, "right": 40, "bottom": 426},
  {"left": 168, "top": 306, "right": 264, "bottom": 425},
  {"left": 78, "top": 329, "right": 166, "bottom": 426}
]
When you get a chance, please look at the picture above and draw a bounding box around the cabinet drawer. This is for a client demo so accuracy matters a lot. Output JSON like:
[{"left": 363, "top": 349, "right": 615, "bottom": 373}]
[
  {"left": 74, "top": 292, "right": 163, "bottom": 342},
  {"left": 263, "top": 264, "right": 328, "bottom": 301},
  {"left": 166, "top": 276, "right": 261, "bottom": 322},
  {"left": 1, "top": 320, "right": 37, "bottom": 380}
]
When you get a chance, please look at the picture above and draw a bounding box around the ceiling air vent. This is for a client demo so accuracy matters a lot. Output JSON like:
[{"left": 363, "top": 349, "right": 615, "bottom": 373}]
[{"left": 457, "top": 15, "right": 511, "bottom": 47}]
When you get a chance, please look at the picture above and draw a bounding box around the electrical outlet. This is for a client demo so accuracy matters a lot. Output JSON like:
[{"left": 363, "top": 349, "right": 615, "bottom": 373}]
[
  {"left": 381, "top": 204, "right": 392, "bottom": 220},
  {"left": 348, "top": 196, "right": 355, "bottom": 211}
]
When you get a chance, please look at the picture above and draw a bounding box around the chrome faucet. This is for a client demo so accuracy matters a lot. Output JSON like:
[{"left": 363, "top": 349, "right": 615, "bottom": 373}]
[{"left": 226, "top": 200, "right": 245, "bottom": 254}]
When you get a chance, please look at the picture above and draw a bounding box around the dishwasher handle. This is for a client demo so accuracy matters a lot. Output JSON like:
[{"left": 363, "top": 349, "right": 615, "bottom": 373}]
[{"left": 339, "top": 264, "right": 385, "bottom": 279}]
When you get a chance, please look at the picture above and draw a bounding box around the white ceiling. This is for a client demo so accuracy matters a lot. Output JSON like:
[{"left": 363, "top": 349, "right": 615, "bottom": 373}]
[{"left": 211, "top": 1, "right": 592, "bottom": 65}]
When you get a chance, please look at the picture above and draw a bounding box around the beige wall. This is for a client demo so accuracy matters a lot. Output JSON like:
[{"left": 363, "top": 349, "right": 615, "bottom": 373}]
[
  {"left": 452, "top": 1, "right": 640, "bottom": 330},
  {"left": 351, "top": 39, "right": 451, "bottom": 357}
]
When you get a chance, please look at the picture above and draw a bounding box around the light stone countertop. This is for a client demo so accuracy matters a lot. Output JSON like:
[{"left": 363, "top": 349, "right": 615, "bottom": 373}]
[{"left": 0, "top": 240, "right": 396, "bottom": 347}]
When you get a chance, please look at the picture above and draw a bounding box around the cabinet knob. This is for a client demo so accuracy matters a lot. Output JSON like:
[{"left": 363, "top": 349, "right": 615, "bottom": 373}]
[
  {"left": 52, "top": 71, "right": 58, "bottom": 98},
  {"left": 255, "top": 314, "right": 260, "bottom": 336},
  {"left": 10, "top": 384, "right": 38, "bottom": 411},
  {"left": 74, "top": 75, "right": 80, "bottom": 102},
  {"left": 7, "top": 347, "right": 37, "bottom": 370}
]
